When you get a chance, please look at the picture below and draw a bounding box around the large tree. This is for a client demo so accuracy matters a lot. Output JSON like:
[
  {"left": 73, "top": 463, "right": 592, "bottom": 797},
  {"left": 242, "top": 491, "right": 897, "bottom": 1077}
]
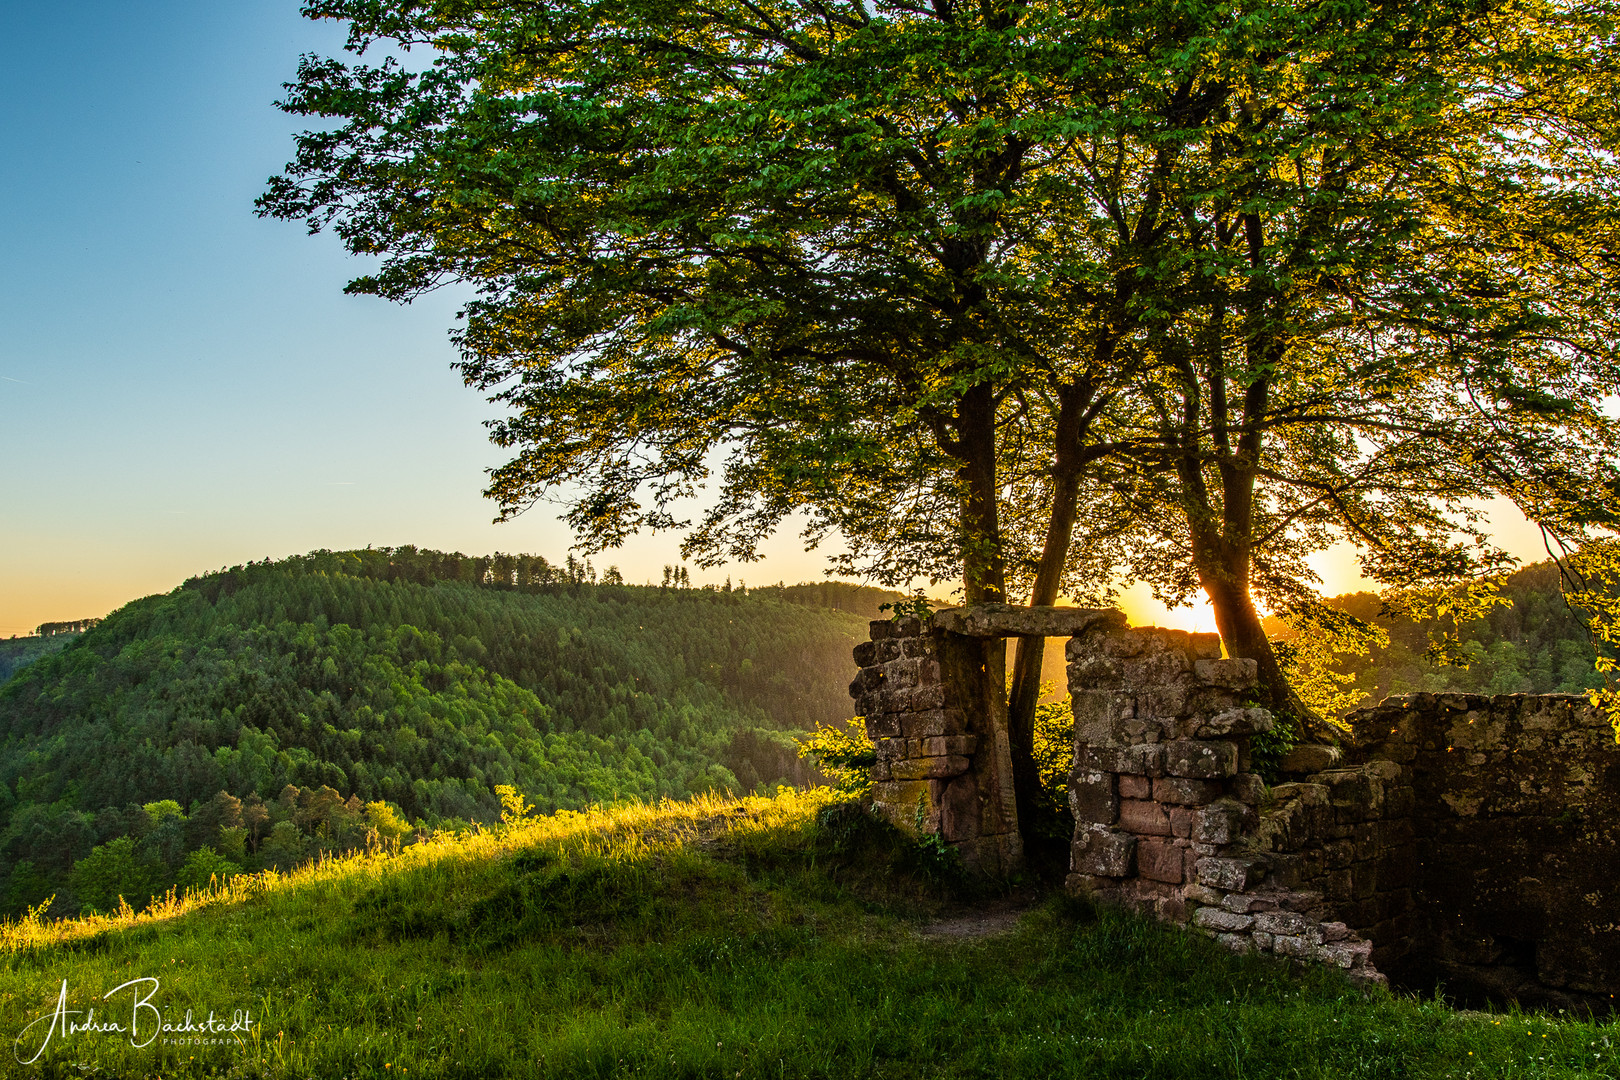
[{"left": 263, "top": 0, "right": 1620, "bottom": 845}]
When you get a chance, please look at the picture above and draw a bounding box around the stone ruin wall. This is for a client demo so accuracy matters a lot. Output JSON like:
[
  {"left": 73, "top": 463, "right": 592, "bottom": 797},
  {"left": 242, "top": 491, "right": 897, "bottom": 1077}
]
[
  {"left": 1347, "top": 693, "right": 1620, "bottom": 1010},
  {"left": 1064, "top": 623, "right": 1389, "bottom": 984},
  {"left": 850, "top": 607, "right": 1620, "bottom": 1007}
]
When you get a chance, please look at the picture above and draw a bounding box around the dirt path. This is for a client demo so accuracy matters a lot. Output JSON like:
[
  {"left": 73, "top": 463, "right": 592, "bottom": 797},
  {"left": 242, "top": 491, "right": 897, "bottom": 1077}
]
[{"left": 915, "top": 899, "right": 1038, "bottom": 940}]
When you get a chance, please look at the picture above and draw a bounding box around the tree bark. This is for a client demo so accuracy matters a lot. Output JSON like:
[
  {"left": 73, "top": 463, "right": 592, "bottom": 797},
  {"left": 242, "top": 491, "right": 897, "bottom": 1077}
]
[{"left": 1005, "top": 380, "right": 1094, "bottom": 850}]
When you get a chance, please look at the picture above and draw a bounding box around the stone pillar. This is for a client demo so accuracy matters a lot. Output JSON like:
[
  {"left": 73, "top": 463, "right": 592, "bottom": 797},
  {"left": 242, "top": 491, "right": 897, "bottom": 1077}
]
[
  {"left": 1065, "top": 624, "right": 1384, "bottom": 983},
  {"left": 1065, "top": 625, "right": 1269, "bottom": 922},
  {"left": 850, "top": 605, "right": 1126, "bottom": 876},
  {"left": 849, "top": 615, "right": 1019, "bottom": 874}
]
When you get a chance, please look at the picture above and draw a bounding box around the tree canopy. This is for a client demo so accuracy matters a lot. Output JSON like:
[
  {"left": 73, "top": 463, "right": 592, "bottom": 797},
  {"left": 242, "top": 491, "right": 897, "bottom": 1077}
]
[{"left": 262, "top": 0, "right": 1620, "bottom": 843}]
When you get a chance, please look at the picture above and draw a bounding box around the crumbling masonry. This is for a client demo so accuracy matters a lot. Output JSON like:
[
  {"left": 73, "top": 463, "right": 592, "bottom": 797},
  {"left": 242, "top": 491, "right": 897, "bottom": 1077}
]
[{"left": 851, "top": 606, "right": 1620, "bottom": 1008}]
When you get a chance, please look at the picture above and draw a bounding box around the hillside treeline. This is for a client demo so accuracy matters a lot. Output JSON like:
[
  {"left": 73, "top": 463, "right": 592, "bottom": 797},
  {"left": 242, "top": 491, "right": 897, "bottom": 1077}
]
[
  {"left": 1272, "top": 560, "right": 1602, "bottom": 707},
  {"left": 0, "top": 635, "right": 74, "bottom": 685},
  {"left": 0, "top": 550, "right": 892, "bottom": 915}
]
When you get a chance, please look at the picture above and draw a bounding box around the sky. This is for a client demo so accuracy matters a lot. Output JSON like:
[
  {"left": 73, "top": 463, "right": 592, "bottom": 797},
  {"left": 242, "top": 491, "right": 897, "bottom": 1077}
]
[{"left": 0, "top": 0, "right": 1555, "bottom": 638}]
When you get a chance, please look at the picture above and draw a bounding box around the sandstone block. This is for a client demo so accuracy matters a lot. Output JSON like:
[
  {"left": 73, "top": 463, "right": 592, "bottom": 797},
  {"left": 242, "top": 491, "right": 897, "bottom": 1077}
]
[
  {"left": 1193, "top": 906, "right": 1255, "bottom": 932},
  {"left": 1067, "top": 657, "right": 1123, "bottom": 687},
  {"left": 1194, "top": 708, "right": 1275, "bottom": 738},
  {"left": 1278, "top": 744, "right": 1341, "bottom": 774},
  {"left": 900, "top": 708, "right": 962, "bottom": 737},
  {"left": 1194, "top": 657, "right": 1258, "bottom": 688},
  {"left": 1070, "top": 770, "right": 1119, "bottom": 825},
  {"left": 1097, "top": 630, "right": 1150, "bottom": 658},
  {"left": 1222, "top": 893, "right": 1277, "bottom": 914},
  {"left": 931, "top": 604, "right": 1125, "bottom": 638},
  {"left": 1253, "top": 910, "right": 1314, "bottom": 937},
  {"left": 920, "top": 734, "right": 978, "bottom": 757},
  {"left": 1273, "top": 934, "right": 1319, "bottom": 959},
  {"left": 864, "top": 713, "right": 902, "bottom": 739},
  {"left": 890, "top": 755, "right": 971, "bottom": 780},
  {"left": 1168, "top": 805, "right": 1198, "bottom": 838},
  {"left": 1318, "top": 939, "right": 1373, "bottom": 969},
  {"left": 1137, "top": 838, "right": 1185, "bottom": 883},
  {"left": 1072, "top": 825, "right": 1136, "bottom": 877},
  {"left": 872, "top": 779, "right": 933, "bottom": 827},
  {"left": 1278, "top": 889, "right": 1325, "bottom": 912},
  {"left": 1231, "top": 773, "right": 1266, "bottom": 805},
  {"left": 1197, "top": 856, "right": 1264, "bottom": 891},
  {"left": 1190, "top": 632, "right": 1223, "bottom": 659},
  {"left": 1153, "top": 776, "right": 1224, "bottom": 805},
  {"left": 1119, "top": 798, "right": 1171, "bottom": 836},
  {"left": 1195, "top": 800, "right": 1250, "bottom": 845},
  {"left": 938, "top": 774, "right": 980, "bottom": 842},
  {"left": 1086, "top": 743, "right": 1166, "bottom": 777},
  {"left": 868, "top": 616, "right": 924, "bottom": 639},
  {"left": 1118, "top": 774, "right": 1152, "bottom": 799},
  {"left": 1216, "top": 932, "right": 1254, "bottom": 953},
  {"left": 1164, "top": 739, "right": 1239, "bottom": 779},
  {"left": 887, "top": 684, "right": 945, "bottom": 712}
]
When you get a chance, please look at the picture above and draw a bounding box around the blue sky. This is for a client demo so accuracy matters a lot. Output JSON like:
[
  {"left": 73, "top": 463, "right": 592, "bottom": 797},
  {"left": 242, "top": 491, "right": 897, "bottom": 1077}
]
[
  {"left": 0, "top": 1, "right": 1549, "bottom": 637},
  {"left": 0, "top": 0, "right": 840, "bottom": 635}
]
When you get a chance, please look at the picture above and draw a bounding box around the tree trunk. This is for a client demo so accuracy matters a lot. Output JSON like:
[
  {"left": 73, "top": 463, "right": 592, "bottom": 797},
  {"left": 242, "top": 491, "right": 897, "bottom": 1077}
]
[
  {"left": 1005, "top": 382, "right": 1093, "bottom": 853},
  {"left": 956, "top": 381, "right": 1005, "bottom": 606},
  {"left": 1194, "top": 547, "right": 1298, "bottom": 718}
]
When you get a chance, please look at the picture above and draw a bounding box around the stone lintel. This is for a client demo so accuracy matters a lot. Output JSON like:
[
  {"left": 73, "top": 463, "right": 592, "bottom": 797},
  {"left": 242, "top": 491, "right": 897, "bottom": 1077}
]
[{"left": 931, "top": 604, "right": 1127, "bottom": 639}]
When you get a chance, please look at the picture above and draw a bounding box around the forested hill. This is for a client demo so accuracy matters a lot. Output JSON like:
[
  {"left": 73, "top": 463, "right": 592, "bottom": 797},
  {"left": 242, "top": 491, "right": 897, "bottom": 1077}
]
[
  {"left": 0, "top": 549, "right": 896, "bottom": 916},
  {"left": 1269, "top": 559, "right": 1603, "bottom": 707}
]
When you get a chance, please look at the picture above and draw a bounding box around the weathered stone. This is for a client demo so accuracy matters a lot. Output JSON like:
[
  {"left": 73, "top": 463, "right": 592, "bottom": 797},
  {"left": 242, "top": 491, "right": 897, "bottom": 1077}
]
[
  {"left": 871, "top": 779, "right": 933, "bottom": 829},
  {"left": 1253, "top": 910, "right": 1315, "bottom": 938},
  {"left": 1194, "top": 708, "right": 1275, "bottom": 738},
  {"left": 1231, "top": 773, "right": 1266, "bottom": 805},
  {"left": 1153, "top": 776, "right": 1225, "bottom": 805},
  {"left": 1085, "top": 743, "right": 1167, "bottom": 777},
  {"left": 938, "top": 773, "right": 980, "bottom": 842},
  {"left": 1119, "top": 798, "right": 1172, "bottom": 836},
  {"left": 1137, "top": 838, "right": 1185, "bottom": 883},
  {"left": 1167, "top": 805, "right": 1198, "bottom": 838},
  {"left": 1277, "top": 743, "right": 1342, "bottom": 774},
  {"left": 932, "top": 604, "right": 1126, "bottom": 638},
  {"left": 1163, "top": 739, "right": 1239, "bottom": 779},
  {"left": 920, "top": 734, "right": 978, "bottom": 757},
  {"left": 1273, "top": 934, "right": 1320, "bottom": 959},
  {"left": 1194, "top": 657, "right": 1258, "bottom": 688},
  {"left": 1072, "top": 825, "right": 1136, "bottom": 877},
  {"left": 864, "top": 713, "right": 902, "bottom": 739},
  {"left": 899, "top": 708, "right": 962, "bottom": 737},
  {"left": 1193, "top": 906, "right": 1255, "bottom": 932},
  {"left": 1222, "top": 893, "right": 1276, "bottom": 914},
  {"left": 1070, "top": 770, "right": 1118, "bottom": 825},
  {"left": 889, "top": 755, "right": 971, "bottom": 780},
  {"left": 1318, "top": 938, "right": 1373, "bottom": 969},
  {"left": 1118, "top": 774, "right": 1153, "bottom": 799},
  {"left": 1195, "top": 799, "right": 1250, "bottom": 845},
  {"left": 1197, "top": 857, "right": 1264, "bottom": 891},
  {"left": 868, "top": 616, "right": 925, "bottom": 639}
]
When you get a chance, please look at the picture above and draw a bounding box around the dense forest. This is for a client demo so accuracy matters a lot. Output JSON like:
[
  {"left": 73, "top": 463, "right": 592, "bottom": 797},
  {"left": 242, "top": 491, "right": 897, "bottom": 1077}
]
[
  {"left": 0, "top": 548, "right": 897, "bottom": 916},
  {"left": 0, "top": 635, "right": 75, "bottom": 685},
  {"left": 1268, "top": 560, "right": 1603, "bottom": 708}
]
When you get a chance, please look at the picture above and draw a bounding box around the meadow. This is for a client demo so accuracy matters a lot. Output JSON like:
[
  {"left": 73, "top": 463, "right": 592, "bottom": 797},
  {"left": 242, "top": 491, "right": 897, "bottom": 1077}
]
[{"left": 0, "top": 788, "right": 1612, "bottom": 1080}]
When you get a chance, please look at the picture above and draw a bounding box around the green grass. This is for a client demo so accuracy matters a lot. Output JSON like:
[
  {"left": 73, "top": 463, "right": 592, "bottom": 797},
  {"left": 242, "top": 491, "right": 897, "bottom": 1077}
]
[{"left": 0, "top": 788, "right": 1614, "bottom": 1080}]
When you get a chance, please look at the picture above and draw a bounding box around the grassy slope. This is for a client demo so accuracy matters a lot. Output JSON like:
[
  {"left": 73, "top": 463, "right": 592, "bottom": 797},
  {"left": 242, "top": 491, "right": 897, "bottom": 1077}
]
[{"left": 2, "top": 790, "right": 1614, "bottom": 1080}]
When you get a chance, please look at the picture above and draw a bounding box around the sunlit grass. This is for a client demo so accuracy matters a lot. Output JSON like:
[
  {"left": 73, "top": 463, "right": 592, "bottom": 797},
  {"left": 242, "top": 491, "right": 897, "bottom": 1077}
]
[{"left": 0, "top": 788, "right": 1614, "bottom": 1080}]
